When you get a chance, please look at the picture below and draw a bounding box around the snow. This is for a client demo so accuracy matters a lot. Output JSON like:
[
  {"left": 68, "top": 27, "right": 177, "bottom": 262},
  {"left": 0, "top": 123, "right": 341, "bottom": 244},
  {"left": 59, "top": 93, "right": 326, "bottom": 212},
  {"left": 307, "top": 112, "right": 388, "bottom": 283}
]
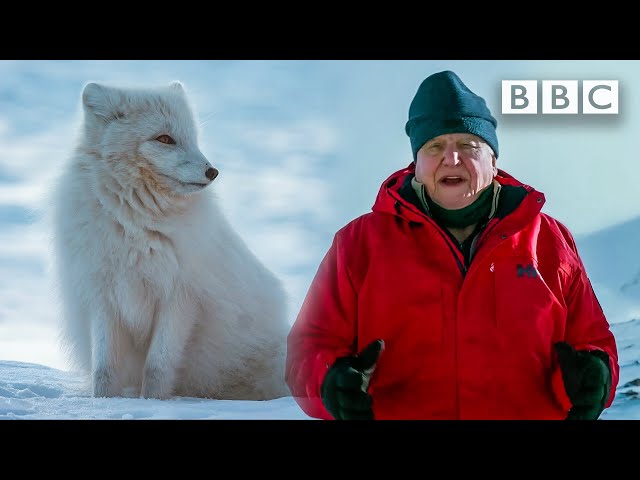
[{"left": 0, "top": 360, "right": 313, "bottom": 420}]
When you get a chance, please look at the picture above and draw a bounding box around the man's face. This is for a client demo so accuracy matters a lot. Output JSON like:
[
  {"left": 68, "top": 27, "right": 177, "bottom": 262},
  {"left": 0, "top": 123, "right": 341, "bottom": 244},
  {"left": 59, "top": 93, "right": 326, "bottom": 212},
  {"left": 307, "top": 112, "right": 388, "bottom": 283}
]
[{"left": 415, "top": 133, "right": 496, "bottom": 210}]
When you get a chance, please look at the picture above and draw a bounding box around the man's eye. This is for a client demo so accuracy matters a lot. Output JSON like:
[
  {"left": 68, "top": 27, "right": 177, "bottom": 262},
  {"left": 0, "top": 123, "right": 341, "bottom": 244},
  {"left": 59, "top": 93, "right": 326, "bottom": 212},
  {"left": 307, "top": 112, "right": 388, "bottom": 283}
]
[{"left": 155, "top": 135, "right": 176, "bottom": 145}]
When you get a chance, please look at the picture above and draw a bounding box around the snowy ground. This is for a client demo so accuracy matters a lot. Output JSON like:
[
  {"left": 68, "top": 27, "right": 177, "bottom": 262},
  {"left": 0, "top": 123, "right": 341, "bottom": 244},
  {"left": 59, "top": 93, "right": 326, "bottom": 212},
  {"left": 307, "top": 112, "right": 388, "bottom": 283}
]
[
  {"left": 1, "top": 319, "right": 637, "bottom": 420},
  {"left": 0, "top": 360, "right": 314, "bottom": 420}
]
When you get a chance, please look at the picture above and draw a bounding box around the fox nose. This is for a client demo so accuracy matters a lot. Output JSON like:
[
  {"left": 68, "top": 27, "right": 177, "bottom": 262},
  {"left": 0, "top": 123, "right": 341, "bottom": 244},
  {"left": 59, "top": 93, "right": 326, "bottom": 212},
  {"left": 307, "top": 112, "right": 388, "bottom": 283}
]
[{"left": 205, "top": 167, "right": 219, "bottom": 181}]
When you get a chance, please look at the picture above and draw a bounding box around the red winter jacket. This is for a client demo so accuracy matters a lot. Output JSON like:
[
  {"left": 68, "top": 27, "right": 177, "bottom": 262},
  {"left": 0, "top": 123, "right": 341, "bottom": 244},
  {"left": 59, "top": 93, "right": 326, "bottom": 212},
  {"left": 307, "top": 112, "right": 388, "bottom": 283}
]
[{"left": 286, "top": 164, "right": 619, "bottom": 420}]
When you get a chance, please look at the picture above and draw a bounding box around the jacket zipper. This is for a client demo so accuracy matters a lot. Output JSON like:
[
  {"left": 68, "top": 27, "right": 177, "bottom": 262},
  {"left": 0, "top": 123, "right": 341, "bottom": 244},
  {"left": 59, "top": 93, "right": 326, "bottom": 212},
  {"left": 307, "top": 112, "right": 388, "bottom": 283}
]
[
  {"left": 468, "top": 217, "right": 499, "bottom": 265},
  {"left": 394, "top": 199, "right": 467, "bottom": 277},
  {"left": 394, "top": 197, "right": 479, "bottom": 420}
]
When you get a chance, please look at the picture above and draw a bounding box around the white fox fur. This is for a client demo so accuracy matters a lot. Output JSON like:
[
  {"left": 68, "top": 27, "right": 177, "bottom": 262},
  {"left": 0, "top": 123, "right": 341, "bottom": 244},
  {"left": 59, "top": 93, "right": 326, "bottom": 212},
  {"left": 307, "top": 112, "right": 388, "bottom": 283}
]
[{"left": 49, "top": 81, "right": 290, "bottom": 400}]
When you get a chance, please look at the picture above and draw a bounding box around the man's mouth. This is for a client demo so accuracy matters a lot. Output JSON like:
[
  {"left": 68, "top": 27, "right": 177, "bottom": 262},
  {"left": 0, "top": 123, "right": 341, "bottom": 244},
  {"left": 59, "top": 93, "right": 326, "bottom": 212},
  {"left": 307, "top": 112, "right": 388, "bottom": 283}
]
[{"left": 439, "top": 176, "right": 466, "bottom": 186}]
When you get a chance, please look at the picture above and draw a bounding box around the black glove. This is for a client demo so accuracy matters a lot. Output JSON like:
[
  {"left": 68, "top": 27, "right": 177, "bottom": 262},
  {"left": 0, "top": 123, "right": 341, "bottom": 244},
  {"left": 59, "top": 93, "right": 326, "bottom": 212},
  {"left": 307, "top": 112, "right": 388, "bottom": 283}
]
[
  {"left": 554, "top": 342, "right": 612, "bottom": 420},
  {"left": 321, "top": 339, "right": 384, "bottom": 420}
]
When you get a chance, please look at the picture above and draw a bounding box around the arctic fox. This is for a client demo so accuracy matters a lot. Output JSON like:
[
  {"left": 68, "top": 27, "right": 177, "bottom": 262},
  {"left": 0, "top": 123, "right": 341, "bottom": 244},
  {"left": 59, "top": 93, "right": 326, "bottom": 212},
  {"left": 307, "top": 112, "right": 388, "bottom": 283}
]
[{"left": 50, "top": 81, "right": 290, "bottom": 400}]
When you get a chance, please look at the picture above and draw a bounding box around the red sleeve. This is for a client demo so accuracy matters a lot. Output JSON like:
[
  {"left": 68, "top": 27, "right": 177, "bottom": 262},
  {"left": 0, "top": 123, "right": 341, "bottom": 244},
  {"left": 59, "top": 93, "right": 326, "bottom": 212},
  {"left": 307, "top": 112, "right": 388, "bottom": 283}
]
[
  {"left": 285, "top": 230, "right": 359, "bottom": 420},
  {"left": 551, "top": 226, "right": 620, "bottom": 410}
]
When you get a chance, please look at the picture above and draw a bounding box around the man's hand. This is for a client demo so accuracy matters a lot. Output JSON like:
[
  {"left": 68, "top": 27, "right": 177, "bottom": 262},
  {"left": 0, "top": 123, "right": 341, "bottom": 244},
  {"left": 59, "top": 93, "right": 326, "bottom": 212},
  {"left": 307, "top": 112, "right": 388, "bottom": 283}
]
[
  {"left": 321, "top": 339, "right": 384, "bottom": 420},
  {"left": 554, "top": 342, "right": 611, "bottom": 420}
]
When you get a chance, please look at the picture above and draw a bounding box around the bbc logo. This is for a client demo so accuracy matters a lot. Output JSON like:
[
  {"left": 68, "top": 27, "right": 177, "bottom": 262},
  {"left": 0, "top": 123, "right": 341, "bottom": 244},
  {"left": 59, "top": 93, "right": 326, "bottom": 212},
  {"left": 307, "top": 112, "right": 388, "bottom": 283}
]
[{"left": 501, "top": 80, "right": 619, "bottom": 114}]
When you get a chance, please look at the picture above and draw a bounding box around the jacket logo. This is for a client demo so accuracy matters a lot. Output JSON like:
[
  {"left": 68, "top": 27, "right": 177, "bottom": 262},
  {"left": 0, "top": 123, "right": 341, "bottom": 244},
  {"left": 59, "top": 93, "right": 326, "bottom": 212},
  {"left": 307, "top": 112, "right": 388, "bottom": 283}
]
[{"left": 517, "top": 263, "right": 538, "bottom": 278}]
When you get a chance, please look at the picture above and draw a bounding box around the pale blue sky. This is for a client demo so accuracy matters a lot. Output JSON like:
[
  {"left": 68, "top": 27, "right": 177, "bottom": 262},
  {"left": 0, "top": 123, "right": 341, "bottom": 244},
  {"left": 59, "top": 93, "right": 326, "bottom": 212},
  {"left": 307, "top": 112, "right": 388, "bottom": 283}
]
[{"left": 1, "top": 60, "right": 638, "bottom": 370}]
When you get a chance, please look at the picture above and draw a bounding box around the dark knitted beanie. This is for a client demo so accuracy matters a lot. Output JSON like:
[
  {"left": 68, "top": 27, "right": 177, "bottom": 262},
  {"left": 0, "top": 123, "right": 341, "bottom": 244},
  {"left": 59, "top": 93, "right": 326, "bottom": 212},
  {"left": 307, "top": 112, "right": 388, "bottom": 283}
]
[{"left": 405, "top": 71, "right": 499, "bottom": 161}]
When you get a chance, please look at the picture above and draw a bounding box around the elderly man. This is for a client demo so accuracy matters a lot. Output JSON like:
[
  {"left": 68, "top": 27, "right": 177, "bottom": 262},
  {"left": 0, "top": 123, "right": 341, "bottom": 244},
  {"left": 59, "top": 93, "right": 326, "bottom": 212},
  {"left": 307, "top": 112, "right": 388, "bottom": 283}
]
[{"left": 285, "top": 70, "right": 619, "bottom": 420}]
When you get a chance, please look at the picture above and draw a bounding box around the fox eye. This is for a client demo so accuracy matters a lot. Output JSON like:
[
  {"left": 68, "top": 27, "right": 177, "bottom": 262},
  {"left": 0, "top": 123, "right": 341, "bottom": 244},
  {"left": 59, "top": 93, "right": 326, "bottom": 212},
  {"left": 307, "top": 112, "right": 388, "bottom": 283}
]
[{"left": 155, "top": 134, "right": 175, "bottom": 145}]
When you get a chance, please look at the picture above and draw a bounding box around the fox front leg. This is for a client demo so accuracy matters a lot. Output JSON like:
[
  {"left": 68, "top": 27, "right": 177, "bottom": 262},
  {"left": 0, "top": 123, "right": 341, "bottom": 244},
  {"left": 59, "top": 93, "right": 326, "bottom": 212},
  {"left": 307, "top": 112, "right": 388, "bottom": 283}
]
[
  {"left": 141, "top": 296, "right": 196, "bottom": 399},
  {"left": 91, "top": 308, "right": 122, "bottom": 397}
]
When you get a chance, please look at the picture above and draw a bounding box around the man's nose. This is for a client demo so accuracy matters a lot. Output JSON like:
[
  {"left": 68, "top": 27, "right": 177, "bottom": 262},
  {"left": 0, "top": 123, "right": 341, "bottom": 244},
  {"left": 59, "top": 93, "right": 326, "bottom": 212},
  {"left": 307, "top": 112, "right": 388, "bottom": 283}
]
[{"left": 442, "top": 148, "right": 461, "bottom": 166}]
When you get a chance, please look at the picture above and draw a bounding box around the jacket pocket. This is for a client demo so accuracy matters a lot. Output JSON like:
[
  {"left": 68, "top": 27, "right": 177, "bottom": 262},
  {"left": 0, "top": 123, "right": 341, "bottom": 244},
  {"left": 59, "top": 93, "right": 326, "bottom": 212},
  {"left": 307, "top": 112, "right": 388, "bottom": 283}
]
[
  {"left": 364, "top": 286, "right": 445, "bottom": 392},
  {"left": 400, "top": 286, "right": 444, "bottom": 346},
  {"left": 493, "top": 256, "right": 565, "bottom": 350}
]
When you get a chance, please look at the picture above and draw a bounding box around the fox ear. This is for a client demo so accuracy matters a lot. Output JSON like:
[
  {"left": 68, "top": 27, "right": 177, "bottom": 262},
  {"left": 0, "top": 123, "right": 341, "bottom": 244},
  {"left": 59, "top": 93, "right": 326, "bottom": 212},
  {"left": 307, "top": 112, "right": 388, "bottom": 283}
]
[
  {"left": 170, "top": 81, "right": 184, "bottom": 92},
  {"left": 82, "top": 83, "right": 124, "bottom": 121}
]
